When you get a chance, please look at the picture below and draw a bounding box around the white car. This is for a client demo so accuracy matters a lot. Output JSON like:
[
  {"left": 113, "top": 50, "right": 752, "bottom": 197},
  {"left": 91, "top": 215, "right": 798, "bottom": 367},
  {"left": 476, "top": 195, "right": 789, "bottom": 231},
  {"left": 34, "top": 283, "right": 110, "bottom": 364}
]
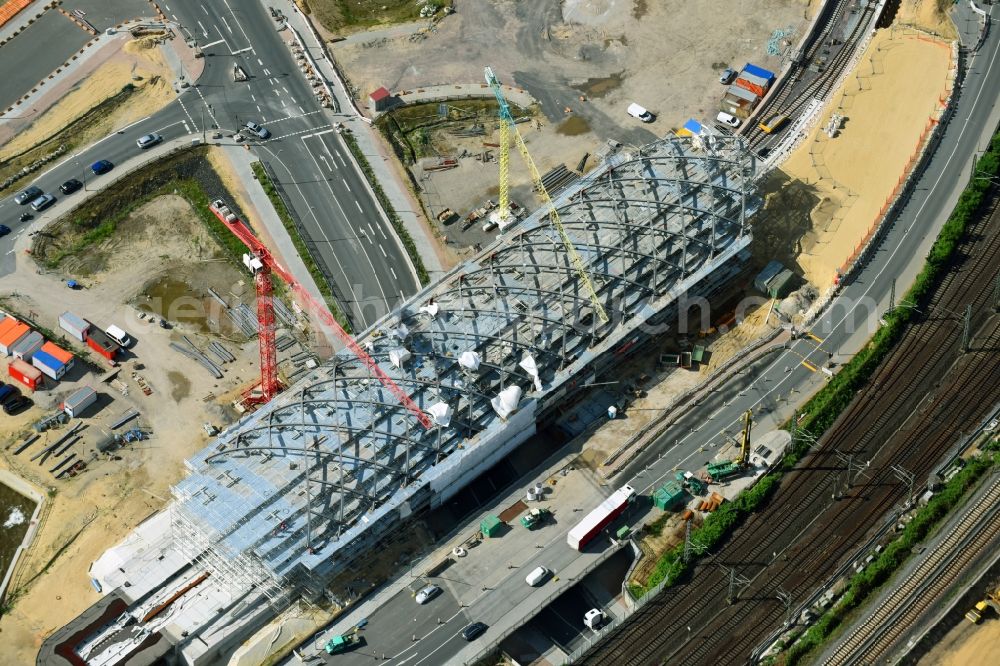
[
  {"left": 716, "top": 111, "right": 741, "bottom": 128},
  {"left": 136, "top": 133, "right": 162, "bottom": 149},
  {"left": 525, "top": 566, "right": 550, "bottom": 586}
]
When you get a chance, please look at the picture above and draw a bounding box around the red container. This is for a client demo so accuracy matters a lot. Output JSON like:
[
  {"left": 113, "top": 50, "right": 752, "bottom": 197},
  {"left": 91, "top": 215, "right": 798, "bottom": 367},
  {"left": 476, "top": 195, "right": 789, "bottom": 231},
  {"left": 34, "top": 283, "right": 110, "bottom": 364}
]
[
  {"left": 735, "top": 77, "right": 766, "bottom": 98},
  {"left": 86, "top": 328, "right": 119, "bottom": 361},
  {"left": 9, "top": 358, "right": 42, "bottom": 390}
]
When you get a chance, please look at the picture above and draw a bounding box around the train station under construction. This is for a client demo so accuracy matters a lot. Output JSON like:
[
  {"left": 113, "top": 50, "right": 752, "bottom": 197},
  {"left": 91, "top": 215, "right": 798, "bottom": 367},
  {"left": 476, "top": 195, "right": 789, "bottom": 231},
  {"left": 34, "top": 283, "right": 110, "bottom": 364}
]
[{"left": 69, "top": 134, "right": 761, "bottom": 665}]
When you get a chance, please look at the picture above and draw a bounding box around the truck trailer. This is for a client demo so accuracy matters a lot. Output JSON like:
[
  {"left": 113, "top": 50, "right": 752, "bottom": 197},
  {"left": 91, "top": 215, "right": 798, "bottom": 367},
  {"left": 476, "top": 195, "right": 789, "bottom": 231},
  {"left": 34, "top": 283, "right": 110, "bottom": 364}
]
[{"left": 567, "top": 485, "right": 636, "bottom": 550}]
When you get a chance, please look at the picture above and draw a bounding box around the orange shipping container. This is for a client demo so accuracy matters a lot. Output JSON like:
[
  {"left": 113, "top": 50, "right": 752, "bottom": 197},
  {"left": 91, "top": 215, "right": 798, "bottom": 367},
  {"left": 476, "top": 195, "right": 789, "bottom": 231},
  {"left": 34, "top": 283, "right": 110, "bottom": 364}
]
[
  {"left": 40, "top": 341, "right": 74, "bottom": 366},
  {"left": 0, "top": 321, "right": 30, "bottom": 355},
  {"left": 735, "top": 77, "right": 766, "bottom": 98}
]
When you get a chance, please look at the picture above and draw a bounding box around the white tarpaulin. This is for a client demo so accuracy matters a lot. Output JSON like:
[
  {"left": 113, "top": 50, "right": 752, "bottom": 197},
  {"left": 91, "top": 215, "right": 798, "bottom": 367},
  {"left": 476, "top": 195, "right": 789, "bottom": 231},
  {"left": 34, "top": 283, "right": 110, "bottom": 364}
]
[
  {"left": 390, "top": 323, "right": 410, "bottom": 340},
  {"left": 490, "top": 385, "right": 522, "bottom": 420},
  {"left": 427, "top": 402, "right": 453, "bottom": 427},
  {"left": 389, "top": 348, "right": 412, "bottom": 368},
  {"left": 459, "top": 350, "right": 481, "bottom": 371},
  {"left": 420, "top": 303, "right": 440, "bottom": 318},
  {"left": 518, "top": 354, "right": 543, "bottom": 392}
]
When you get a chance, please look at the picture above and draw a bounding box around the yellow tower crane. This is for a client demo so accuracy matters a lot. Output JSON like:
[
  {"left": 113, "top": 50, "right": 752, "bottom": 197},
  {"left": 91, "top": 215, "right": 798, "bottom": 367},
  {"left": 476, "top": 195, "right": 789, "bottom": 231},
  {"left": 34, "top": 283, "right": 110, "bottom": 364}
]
[{"left": 484, "top": 66, "right": 609, "bottom": 323}]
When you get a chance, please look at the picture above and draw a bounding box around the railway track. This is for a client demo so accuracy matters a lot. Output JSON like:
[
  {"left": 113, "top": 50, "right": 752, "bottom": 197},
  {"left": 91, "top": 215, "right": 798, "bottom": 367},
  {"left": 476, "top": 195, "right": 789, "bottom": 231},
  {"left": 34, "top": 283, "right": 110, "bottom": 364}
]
[
  {"left": 578, "top": 190, "right": 1000, "bottom": 663},
  {"left": 824, "top": 475, "right": 1000, "bottom": 665}
]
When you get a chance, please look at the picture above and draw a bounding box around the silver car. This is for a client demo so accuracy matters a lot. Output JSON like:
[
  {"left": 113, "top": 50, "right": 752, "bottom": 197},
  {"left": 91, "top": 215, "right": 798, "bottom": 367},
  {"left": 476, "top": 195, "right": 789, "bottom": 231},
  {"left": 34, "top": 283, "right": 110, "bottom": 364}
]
[
  {"left": 14, "top": 186, "right": 42, "bottom": 205},
  {"left": 136, "top": 133, "right": 162, "bottom": 149},
  {"left": 415, "top": 584, "right": 441, "bottom": 604},
  {"left": 245, "top": 121, "right": 270, "bottom": 139},
  {"left": 30, "top": 193, "right": 56, "bottom": 211}
]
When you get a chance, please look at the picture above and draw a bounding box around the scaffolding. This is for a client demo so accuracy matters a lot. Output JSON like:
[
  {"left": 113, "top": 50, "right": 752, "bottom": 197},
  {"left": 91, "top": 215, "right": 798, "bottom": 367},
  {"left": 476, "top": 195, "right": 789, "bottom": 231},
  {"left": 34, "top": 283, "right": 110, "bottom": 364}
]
[{"left": 170, "top": 135, "right": 760, "bottom": 600}]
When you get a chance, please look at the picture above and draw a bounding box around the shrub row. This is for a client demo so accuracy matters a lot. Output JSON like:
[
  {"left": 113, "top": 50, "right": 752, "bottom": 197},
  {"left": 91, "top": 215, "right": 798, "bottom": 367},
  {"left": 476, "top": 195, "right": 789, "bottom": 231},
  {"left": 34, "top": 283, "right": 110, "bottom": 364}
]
[
  {"left": 250, "top": 161, "right": 351, "bottom": 332},
  {"left": 781, "top": 453, "right": 996, "bottom": 665},
  {"left": 630, "top": 128, "right": 1000, "bottom": 599},
  {"left": 340, "top": 131, "right": 430, "bottom": 285}
]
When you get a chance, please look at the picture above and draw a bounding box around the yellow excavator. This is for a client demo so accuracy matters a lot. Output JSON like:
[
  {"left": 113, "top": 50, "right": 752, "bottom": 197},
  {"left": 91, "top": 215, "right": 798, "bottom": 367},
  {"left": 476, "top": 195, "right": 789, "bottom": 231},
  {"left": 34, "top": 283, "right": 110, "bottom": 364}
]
[{"left": 966, "top": 585, "right": 1000, "bottom": 624}]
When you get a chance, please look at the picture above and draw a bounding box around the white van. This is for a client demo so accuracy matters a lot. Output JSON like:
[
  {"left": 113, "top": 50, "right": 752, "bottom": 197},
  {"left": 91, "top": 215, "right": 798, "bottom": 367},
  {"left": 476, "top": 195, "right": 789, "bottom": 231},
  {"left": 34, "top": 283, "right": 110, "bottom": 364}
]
[
  {"left": 106, "top": 324, "right": 132, "bottom": 348},
  {"left": 716, "top": 111, "right": 741, "bottom": 128},
  {"left": 626, "top": 103, "right": 655, "bottom": 123},
  {"left": 525, "top": 566, "right": 550, "bottom": 586}
]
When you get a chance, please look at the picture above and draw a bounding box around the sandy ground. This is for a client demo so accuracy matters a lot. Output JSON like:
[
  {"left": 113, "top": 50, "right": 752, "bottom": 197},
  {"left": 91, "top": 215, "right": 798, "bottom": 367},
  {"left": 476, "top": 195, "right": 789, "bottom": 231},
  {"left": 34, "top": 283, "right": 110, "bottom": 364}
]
[
  {"left": 763, "top": 27, "right": 953, "bottom": 287},
  {"left": 896, "top": 0, "right": 959, "bottom": 39},
  {"left": 0, "top": 195, "right": 261, "bottom": 664},
  {"left": 918, "top": 616, "right": 1000, "bottom": 666},
  {"left": 0, "top": 35, "right": 177, "bottom": 158},
  {"left": 333, "top": 0, "right": 813, "bottom": 232}
]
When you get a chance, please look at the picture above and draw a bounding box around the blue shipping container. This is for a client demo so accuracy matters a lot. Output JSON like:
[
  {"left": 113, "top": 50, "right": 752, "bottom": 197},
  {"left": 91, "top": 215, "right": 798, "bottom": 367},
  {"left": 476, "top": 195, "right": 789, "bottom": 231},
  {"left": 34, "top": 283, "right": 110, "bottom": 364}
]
[
  {"left": 743, "top": 63, "right": 776, "bottom": 83},
  {"left": 32, "top": 349, "right": 66, "bottom": 380}
]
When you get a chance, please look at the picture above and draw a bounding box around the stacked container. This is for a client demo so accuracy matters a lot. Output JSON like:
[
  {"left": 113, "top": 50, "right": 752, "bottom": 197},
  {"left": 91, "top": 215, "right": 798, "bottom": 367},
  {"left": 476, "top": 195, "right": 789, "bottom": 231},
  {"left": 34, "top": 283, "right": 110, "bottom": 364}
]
[
  {"left": 0, "top": 319, "right": 30, "bottom": 355},
  {"left": 734, "top": 71, "right": 771, "bottom": 98},
  {"left": 40, "top": 342, "right": 74, "bottom": 373},
  {"left": 11, "top": 331, "right": 44, "bottom": 361},
  {"left": 59, "top": 311, "right": 90, "bottom": 342},
  {"left": 9, "top": 358, "right": 42, "bottom": 390}
]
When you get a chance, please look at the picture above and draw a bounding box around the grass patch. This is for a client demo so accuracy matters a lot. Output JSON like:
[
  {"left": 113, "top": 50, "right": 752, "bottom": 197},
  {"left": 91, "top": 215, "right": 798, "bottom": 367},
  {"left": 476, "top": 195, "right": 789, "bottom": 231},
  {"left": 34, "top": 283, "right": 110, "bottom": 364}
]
[
  {"left": 250, "top": 161, "right": 352, "bottom": 332},
  {"left": 340, "top": 130, "right": 430, "bottom": 285},
  {"left": 628, "top": 128, "right": 1000, "bottom": 599},
  {"left": 0, "top": 84, "right": 139, "bottom": 195},
  {"left": 306, "top": 0, "right": 430, "bottom": 32}
]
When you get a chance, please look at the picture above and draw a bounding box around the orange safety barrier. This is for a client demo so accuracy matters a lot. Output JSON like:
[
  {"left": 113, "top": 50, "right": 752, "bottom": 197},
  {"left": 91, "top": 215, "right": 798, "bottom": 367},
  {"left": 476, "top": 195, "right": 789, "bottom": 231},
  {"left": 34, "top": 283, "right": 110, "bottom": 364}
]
[{"left": 0, "top": 0, "right": 34, "bottom": 28}]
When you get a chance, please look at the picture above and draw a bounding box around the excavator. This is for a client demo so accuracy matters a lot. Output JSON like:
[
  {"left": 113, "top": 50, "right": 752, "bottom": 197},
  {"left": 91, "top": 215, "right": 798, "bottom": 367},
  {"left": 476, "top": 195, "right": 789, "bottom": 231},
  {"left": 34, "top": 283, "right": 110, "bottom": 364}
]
[
  {"left": 706, "top": 410, "right": 753, "bottom": 481},
  {"left": 966, "top": 584, "right": 1000, "bottom": 624}
]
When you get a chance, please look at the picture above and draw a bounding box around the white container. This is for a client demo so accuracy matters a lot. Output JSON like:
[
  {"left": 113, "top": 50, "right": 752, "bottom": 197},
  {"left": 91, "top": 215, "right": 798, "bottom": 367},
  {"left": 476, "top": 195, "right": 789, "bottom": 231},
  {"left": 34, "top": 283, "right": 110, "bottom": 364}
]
[{"left": 59, "top": 312, "right": 90, "bottom": 342}]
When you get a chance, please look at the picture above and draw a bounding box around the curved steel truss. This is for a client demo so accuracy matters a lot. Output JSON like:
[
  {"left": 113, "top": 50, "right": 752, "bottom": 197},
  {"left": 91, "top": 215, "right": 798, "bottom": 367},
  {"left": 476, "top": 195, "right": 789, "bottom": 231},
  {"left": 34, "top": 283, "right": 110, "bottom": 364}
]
[{"left": 170, "top": 135, "right": 759, "bottom": 596}]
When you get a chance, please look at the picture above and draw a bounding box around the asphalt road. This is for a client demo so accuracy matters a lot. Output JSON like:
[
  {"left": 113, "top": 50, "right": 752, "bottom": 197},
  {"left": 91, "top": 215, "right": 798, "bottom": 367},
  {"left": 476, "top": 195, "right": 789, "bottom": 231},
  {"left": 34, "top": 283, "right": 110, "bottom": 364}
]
[
  {"left": 0, "top": 0, "right": 418, "bottom": 330},
  {"left": 0, "top": 10, "right": 89, "bottom": 111},
  {"left": 309, "top": 6, "right": 1000, "bottom": 664}
]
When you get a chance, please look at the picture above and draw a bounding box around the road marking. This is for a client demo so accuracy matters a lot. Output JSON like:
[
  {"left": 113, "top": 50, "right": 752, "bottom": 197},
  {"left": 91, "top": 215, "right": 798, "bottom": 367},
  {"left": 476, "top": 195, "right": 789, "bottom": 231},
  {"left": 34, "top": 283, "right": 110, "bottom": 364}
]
[
  {"left": 280, "top": 99, "right": 286, "bottom": 108},
  {"left": 367, "top": 223, "right": 375, "bottom": 235},
  {"left": 283, "top": 86, "right": 289, "bottom": 94},
  {"left": 164, "top": 3, "right": 170, "bottom": 10},
  {"left": 201, "top": 38, "right": 225, "bottom": 48},
  {"left": 298, "top": 105, "right": 305, "bottom": 114},
  {"left": 806, "top": 332, "right": 824, "bottom": 344},
  {"left": 220, "top": 15, "right": 233, "bottom": 33},
  {"left": 263, "top": 67, "right": 271, "bottom": 76},
  {"left": 177, "top": 96, "right": 197, "bottom": 131},
  {"left": 200, "top": 3, "right": 208, "bottom": 14},
  {"left": 257, "top": 57, "right": 263, "bottom": 66},
  {"left": 231, "top": 46, "right": 253, "bottom": 55},
  {"left": 153, "top": 120, "right": 185, "bottom": 133},
  {"left": 319, "top": 154, "right": 333, "bottom": 171},
  {"left": 801, "top": 360, "right": 818, "bottom": 373},
  {"left": 342, "top": 177, "right": 351, "bottom": 192},
  {"left": 379, "top": 244, "right": 387, "bottom": 257},
  {"left": 250, "top": 92, "right": 256, "bottom": 101},
  {"left": 355, "top": 201, "right": 363, "bottom": 211},
  {"left": 183, "top": 122, "right": 190, "bottom": 133},
  {"left": 256, "top": 105, "right": 262, "bottom": 113},
  {"left": 390, "top": 267, "right": 397, "bottom": 279},
  {"left": 222, "top": 0, "right": 255, "bottom": 54},
  {"left": 197, "top": 20, "right": 208, "bottom": 37},
  {"left": 193, "top": 86, "right": 219, "bottom": 129}
]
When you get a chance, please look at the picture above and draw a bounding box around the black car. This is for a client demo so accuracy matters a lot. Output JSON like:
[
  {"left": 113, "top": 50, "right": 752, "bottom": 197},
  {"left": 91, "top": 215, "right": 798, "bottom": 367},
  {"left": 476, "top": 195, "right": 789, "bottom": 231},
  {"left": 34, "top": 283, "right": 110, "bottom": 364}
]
[
  {"left": 60, "top": 179, "right": 82, "bottom": 194},
  {"left": 3, "top": 395, "right": 32, "bottom": 415},
  {"left": 461, "top": 622, "right": 488, "bottom": 641},
  {"left": 0, "top": 384, "right": 21, "bottom": 406},
  {"left": 0, "top": 225, "right": 10, "bottom": 237},
  {"left": 756, "top": 146, "right": 772, "bottom": 159}
]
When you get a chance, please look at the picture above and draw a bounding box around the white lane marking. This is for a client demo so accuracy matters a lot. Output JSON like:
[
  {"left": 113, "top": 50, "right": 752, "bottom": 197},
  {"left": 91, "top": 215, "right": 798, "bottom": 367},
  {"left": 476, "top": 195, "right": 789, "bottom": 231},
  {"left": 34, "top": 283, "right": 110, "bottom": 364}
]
[
  {"left": 341, "top": 177, "right": 351, "bottom": 193},
  {"left": 164, "top": 3, "right": 170, "bottom": 10},
  {"left": 337, "top": 152, "right": 347, "bottom": 168},
  {"left": 201, "top": 38, "right": 225, "bottom": 48},
  {"left": 367, "top": 223, "right": 375, "bottom": 235},
  {"left": 283, "top": 86, "right": 289, "bottom": 94},
  {"left": 200, "top": 4, "right": 208, "bottom": 14},
  {"left": 250, "top": 92, "right": 256, "bottom": 102},
  {"left": 222, "top": 0, "right": 254, "bottom": 54},
  {"left": 355, "top": 201, "right": 363, "bottom": 212},
  {"left": 280, "top": 99, "right": 286, "bottom": 108},
  {"left": 256, "top": 105, "right": 262, "bottom": 113},
  {"left": 319, "top": 154, "right": 333, "bottom": 171},
  {"left": 231, "top": 46, "right": 252, "bottom": 55},
  {"left": 298, "top": 105, "right": 305, "bottom": 114},
  {"left": 390, "top": 267, "right": 397, "bottom": 280},
  {"left": 257, "top": 57, "right": 263, "bottom": 66},
  {"left": 193, "top": 86, "right": 219, "bottom": 128},
  {"left": 379, "top": 244, "right": 387, "bottom": 258},
  {"left": 220, "top": 15, "right": 233, "bottom": 33},
  {"left": 183, "top": 122, "right": 190, "bottom": 133},
  {"left": 177, "top": 96, "right": 197, "bottom": 132},
  {"left": 171, "top": 13, "right": 177, "bottom": 20},
  {"left": 197, "top": 20, "right": 208, "bottom": 37},
  {"left": 263, "top": 67, "right": 271, "bottom": 76},
  {"left": 153, "top": 120, "right": 185, "bottom": 133},
  {"left": 301, "top": 126, "right": 337, "bottom": 139}
]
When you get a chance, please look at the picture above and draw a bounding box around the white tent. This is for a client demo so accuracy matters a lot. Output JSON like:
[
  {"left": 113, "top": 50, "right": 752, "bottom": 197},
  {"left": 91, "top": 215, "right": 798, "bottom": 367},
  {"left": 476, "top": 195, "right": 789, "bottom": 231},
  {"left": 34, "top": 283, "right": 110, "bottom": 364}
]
[
  {"left": 427, "top": 402, "right": 453, "bottom": 427},
  {"left": 518, "top": 353, "right": 543, "bottom": 392},
  {"left": 389, "top": 348, "right": 412, "bottom": 368},
  {"left": 458, "top": 350, "right": 481, "bottom": 371},
  {"left": 420, "top": 303, "right": 440, "bottom": 318},
  {"left": 490, "top": 385, "right": 522, "bottom": 420}
]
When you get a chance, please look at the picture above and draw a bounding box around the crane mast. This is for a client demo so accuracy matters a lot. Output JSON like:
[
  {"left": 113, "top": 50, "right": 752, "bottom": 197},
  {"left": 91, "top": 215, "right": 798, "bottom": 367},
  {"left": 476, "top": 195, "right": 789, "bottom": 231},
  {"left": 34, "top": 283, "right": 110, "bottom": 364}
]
[{"left": 484, "top": 66, "right": 609, "bottom": 323}]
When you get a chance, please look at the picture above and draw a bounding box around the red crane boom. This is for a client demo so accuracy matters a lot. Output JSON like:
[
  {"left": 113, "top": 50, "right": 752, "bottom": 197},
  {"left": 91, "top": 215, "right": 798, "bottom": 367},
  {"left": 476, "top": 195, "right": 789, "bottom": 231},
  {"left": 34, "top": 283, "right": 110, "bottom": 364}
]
[{"left": 209, "top": 200, "right": 432, "bottom": 428}]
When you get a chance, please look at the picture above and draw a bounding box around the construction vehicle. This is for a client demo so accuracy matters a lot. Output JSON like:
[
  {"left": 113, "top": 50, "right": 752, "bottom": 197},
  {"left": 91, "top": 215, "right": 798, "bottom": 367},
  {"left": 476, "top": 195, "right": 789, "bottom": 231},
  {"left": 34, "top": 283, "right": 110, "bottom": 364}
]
[
  {"left": 520, "top": 507, "right": 551, "bottom": 530},
  {"left": 208, "top": 200, "right": 433, "bottom": 427},
  {"left": 324, "top": 632, "right": 363, "bottom": 655},
  {"left": 484, "top": 66, "right": 608, "bottom": 323},
  {"left": 965, "top": 585, "right": 1000, "bottom": 623},
  {"left": 707, "top": 411, "right": 753, "bottom": 482}
]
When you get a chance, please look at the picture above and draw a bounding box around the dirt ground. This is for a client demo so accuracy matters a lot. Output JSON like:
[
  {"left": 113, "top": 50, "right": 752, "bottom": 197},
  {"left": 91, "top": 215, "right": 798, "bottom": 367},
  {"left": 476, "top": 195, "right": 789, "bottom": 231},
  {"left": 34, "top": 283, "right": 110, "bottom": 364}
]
[
  {"left": 333, "top": 0, "right": 814, "bottom": 236},
  {"left": 767, "top": 27, "right": 953, "bottom": 287},
  {"left": 918, "top": 616, "right": 1000, "bottom": 666},
  {"left": 0, "top": 194, "right": 264, "bottom": 664},
  {"left": 0, "top": 35, "right": 178, "bottom": 157},
  {"left": 896, "top": 0, "right": 958, "bottom": 39}
]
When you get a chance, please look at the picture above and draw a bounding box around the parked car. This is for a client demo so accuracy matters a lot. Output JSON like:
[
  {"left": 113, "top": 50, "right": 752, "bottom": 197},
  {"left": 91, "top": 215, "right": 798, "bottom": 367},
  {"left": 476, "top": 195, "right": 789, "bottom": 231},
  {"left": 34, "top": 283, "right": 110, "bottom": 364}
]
[
  {"left": 756, "top": 146, "right": 773, "bottom": 159},
  {"left": 91, "top": 159, "right": 114, "bottom": 175},
  {"left": 716, "top": 111, "right": 741, "bottom": 128},
  {"left": 0, "top": 384, "right": 20, "bottom": 406},
  {"left": 136, "top": 133, "right": 162, "bottom": 149},
  {"left": 14, "top": 186, "right": 42, "bottom": 205},
  {"left": 719, "top": 67, "right": 737, "bottom": 84},
  {"left": 30, "top": 193, "right": 56, "bottom": 211},
  {"left": 60, "top": 179, "right": 82, "bottom": 194},
  {"left": 525, "top": 566, "right": 550, "bottom": 586},
  {"left": 460, "top": 622, "right": 488, "bottom": 641},
  {"left": 626, "top": 103, "right": 655, "bottom": 123},
  {"left": 244, "top": 121, "right": 270, "bottom": 139},
  {"left": 3, "top": 395, "right": 32, "bottom": 415},
  {"left": 415, "top": 584, "right": 442, "bottom": 604},
  {"left": 0, "top": 225, "right": 10, "bottom": 237}
]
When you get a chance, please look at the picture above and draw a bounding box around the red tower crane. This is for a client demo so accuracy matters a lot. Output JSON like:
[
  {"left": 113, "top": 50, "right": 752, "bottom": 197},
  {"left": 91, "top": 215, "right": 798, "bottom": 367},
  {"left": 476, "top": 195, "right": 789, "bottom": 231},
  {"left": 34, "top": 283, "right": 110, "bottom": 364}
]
[{"left": 209, "top": 201, "right": 432, "bottom": 428}]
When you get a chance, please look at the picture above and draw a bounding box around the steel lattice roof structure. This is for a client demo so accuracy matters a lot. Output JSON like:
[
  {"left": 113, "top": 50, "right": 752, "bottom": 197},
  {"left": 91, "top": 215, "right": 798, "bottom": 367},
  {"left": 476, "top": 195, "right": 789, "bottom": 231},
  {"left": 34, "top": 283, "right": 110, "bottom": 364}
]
[{"left": 170, "top": 135, "right": 760, "bottom": 601}]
